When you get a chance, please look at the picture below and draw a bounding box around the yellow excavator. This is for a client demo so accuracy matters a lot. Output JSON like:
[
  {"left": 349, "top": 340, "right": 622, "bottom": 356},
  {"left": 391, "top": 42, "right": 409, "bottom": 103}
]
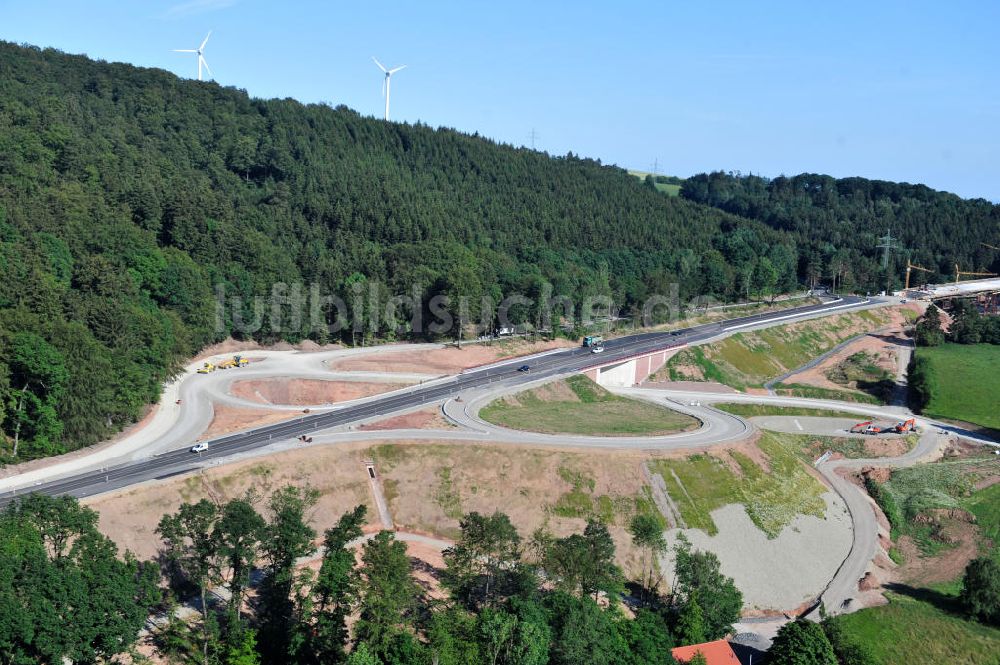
[{"left": 196, "top": 362, "right": 216, "bottom": 374}]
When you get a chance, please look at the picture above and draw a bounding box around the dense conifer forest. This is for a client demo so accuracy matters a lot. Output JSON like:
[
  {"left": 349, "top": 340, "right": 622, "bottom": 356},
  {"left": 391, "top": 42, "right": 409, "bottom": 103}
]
[
  {"left": 681, "top": 171, "right": 1000, "bottom": 291},
  {"left": 1, "top": 41, "right": 997, "bottom": 460}
]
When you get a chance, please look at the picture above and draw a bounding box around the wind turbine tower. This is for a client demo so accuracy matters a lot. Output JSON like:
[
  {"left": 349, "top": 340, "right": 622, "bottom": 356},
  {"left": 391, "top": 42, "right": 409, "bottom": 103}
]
[
  {"left": 372, "top": 57, "right": 407, "bottom": 121},
  {"left": 173, "top": 32, "right": 213, "bottom": 81}
]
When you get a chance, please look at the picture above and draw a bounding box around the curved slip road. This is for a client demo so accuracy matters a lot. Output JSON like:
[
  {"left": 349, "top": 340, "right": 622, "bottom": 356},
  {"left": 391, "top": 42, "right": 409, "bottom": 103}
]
[
  {"left": 633, "top": 387, "right": 997, "bottom": 617},
  {"left": 0, "top": 295, "right": 874, "bottom": 505},
  {"left": 439, "top": 383, "right": 751, "bottom": 449}
]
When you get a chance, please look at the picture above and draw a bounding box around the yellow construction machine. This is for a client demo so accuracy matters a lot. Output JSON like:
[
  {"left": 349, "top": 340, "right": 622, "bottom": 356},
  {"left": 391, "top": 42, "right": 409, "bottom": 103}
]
[{"left": 904, "top": 261, "right": 933, "bottom": 289}]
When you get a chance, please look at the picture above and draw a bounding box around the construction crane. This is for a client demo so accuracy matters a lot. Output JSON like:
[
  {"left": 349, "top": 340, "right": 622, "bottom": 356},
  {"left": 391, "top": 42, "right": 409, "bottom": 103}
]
[
  {"left": 905, "top": 261, "right": 934, "bottom": 289},
  {"left": 955, "top": 264, "right": 998, "bottom": 283}
]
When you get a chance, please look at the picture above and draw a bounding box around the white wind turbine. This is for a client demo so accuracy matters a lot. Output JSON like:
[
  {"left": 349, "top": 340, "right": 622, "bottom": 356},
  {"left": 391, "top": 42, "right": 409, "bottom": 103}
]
[
  {"left": 372, "top": 56, "right": 406, "bottom": 121},
  {"left": 173, "top": 32, "right": 213, "bottom": 81}
]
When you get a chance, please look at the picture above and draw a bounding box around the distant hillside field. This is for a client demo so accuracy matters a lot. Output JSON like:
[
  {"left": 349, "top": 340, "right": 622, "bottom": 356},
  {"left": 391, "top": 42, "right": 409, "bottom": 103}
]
[
  {"left": 627, "top": 171, "right": 683, "bottom": 196},
  {"left": 915, "top": 344, "right": 1000, "bottom": 431}
]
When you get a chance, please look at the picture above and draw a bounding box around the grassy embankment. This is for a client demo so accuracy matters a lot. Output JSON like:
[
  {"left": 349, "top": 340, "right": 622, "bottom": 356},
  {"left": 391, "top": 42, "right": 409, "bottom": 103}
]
[
  {"left": 648, "top": 431, "right": 829, "bottom": 538},
  {"left": 368, "top": 442, "right": 663, "bottom": 569},
  {"left": 479, "top": 375, "right": 699, "bottom": 436},
  {"left": 871, "top": 457, "right": 1000, "bottom": 560},
  {"left": 914, "top": 343, "right": 1000, "bottom": 432},
  {"left": 664, "top": 309, "right": 891, "bottom": 400},
  {"left": 713, "top": 403, "right": 864, "bottom": 419},
  {"left": 827, "top": 455, "right": 1000, "bottom": 664}
]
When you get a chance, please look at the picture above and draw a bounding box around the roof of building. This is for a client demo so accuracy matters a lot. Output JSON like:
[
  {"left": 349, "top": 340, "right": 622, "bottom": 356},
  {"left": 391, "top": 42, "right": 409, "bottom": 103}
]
[{"left": 671, "top": 639, "right": 741, "bottom": 664}]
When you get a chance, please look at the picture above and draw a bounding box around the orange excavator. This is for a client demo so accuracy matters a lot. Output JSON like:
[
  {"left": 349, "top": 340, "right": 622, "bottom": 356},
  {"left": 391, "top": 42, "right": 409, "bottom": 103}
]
[{"left": 850, "top": 418, "right": 915, "bottom": 435}]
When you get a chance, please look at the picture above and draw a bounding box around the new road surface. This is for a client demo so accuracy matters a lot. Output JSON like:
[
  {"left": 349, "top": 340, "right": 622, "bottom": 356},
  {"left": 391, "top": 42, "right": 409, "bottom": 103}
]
[{"left": 1, "top": 295, "right": 873, "bottom": 504}]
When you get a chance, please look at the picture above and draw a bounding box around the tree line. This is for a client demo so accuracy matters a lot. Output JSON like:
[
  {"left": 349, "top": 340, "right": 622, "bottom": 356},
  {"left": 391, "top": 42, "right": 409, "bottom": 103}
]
[
  {"left": 0, "top": 41, "right": 801, "bottom": 463},
  {"left": 0, "top": 488, "right": 748, "bottom": 664},
  {"left": 681, "top": 171, "right": 1000, "bottom": 294}
]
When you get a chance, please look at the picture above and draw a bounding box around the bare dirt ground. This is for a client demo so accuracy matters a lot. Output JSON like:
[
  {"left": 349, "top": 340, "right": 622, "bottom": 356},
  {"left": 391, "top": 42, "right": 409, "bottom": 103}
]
[
  {"left": 231, "top": 378, "right": 412, "bottom": 406},
  {"left": 783, "top": 334, "right": 899, "bottom": 394},
  {"left": 198, "top": 405, "right": 301, "bottom": 440},
  {"left": 359, "top": 407, "right": 455, "bottom": 431},
  {"left": 329, "top": 339, "right": 575, "bottom": 374},
  {"left": 84, "top": 443, "right": 377, "bottom": 559},
  {"left": 370, "top": 441, "right": 653, "bottom": 577},
  {"left": 83, "top": 440, "right": 654, "bottom": 575},
  {"left": 893, "top": 514, "right": 981, "bottom": 586},
  {"left": 193, "top": 337, "right": 342, "bottom": 361},
  {"left": 779, "top": 303, "right": 922, "bottom": 393}
]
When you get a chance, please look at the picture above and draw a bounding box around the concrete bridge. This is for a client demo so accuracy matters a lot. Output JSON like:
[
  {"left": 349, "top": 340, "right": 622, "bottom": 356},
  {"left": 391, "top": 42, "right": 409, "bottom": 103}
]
[
  {"left": 907, "top": 277, "right": 1000, "bottom": 300},
  {"left": 582, "top": 345, "right": 684, "bottom": 388}
]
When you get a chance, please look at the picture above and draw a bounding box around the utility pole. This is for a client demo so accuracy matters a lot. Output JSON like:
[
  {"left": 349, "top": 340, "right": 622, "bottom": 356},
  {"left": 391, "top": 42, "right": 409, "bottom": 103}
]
[
  {"left": 650, "top": 158, "right": 659, "bottom": 176},
  {"left": 876, "top": 228, "right": 900, "bottom": 294},
  {"left": 876, "top": 228, "right": 899, "bottom": 270},
  {"left": 528, "top": 128, "right": 539, "bottom": 150}
]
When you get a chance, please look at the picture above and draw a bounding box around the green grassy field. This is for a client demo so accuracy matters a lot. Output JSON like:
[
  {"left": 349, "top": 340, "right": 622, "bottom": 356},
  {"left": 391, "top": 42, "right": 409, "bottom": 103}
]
[
  {"left": 828, "top": 591, "right": 1000, "bottom": 665},
  {"left": 665, "top": 309, "right": 889, "bottom": 389},
  {"left": 713, "top": 403, "right": 864, "bottom": 419},
  {"left": 479, "top": 375, "right": 700, "bottom": 436},
  {"left": 917, "top": 344, "right": 1000, "bottom": 430},
  {"left": 965, "top": 482, "right": 1000, "bottom": 563},
  {"left": 649, "top": 431, "right": 827, "bottom": 537},
  {"left": 627, "top": 170, "right": 683, "bottom": 196}
]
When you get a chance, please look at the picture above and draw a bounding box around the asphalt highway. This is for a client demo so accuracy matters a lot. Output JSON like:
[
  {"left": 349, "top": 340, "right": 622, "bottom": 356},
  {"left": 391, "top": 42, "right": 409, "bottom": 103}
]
[{"left": 1, "top": 295, "right": 870, "bottom": 504}]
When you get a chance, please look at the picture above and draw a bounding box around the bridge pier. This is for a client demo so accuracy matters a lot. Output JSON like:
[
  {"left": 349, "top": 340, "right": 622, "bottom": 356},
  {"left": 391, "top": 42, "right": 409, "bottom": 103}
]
[{"left": 585, "top": 347, "right": 681, "bottom": 388}]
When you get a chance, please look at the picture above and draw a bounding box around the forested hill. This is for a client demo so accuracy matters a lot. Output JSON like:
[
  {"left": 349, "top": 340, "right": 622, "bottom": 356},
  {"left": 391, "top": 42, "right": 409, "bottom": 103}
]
[
  {"left": 0, "top": 41, "right": 793, "bottom": 461},
  {"left": 681, "top": 172, "right": 1000, "bottom": 289}
]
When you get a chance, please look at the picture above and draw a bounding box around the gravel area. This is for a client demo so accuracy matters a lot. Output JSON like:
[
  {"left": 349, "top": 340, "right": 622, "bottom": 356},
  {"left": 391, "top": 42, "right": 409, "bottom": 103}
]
[{"left": 660, "top": 492, "right": 853, "bottom": 612}]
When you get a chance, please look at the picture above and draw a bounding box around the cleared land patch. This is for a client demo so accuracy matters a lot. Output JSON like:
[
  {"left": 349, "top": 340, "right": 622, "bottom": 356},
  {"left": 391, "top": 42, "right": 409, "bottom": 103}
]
[
  {"left": 916, "top": 343, "right": 1000, "bottom": 431},
  {"left": 824, "top": 350, "right": 896, "bottom": 402},
  {"left": 231, "top": 378, "right": 411, "bottom": 405},
  {"left": 368, "top": 442, "right": 664, "bottom": 575},
  {"left": 480, "top": 375, "right": 700, "bottom": 436},
  {"left": 876, "top": 456, "right": 998, "bottom": 562},
  {"left": 649, "top": 431, "right": 827, "bottom": 537},
  {"left": 665, "top": 308, "right": 894, "bottom": 389},
  {"left": 329, "top": 338, "right": 574, "bottom": 374}
]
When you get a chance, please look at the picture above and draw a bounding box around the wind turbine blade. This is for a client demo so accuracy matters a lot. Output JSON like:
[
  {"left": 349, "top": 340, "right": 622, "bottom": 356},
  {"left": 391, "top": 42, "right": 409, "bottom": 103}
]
[
  {"left": 389, "top": 65, "right": 407, "bottom": 74},
  {"left": 372, "top": 56, "right": 387, "bottom": 72},
  {"left": 201, "top": 56, "right": 212, "bottom": 77},
  {"left": 200, "top": 31, "right": 212, "bottom": 50},
  {"left": 381, "top": 77, "right": 386, "bottom": 97},
  {"left": 173, "top": 49, "right": 197, "bottom": 52}
]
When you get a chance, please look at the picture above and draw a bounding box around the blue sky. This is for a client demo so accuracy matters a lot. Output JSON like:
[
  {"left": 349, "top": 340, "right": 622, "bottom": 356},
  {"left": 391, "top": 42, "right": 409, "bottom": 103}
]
[{"left": 3, "top": 0, "right": 999, "bottom": 200}]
